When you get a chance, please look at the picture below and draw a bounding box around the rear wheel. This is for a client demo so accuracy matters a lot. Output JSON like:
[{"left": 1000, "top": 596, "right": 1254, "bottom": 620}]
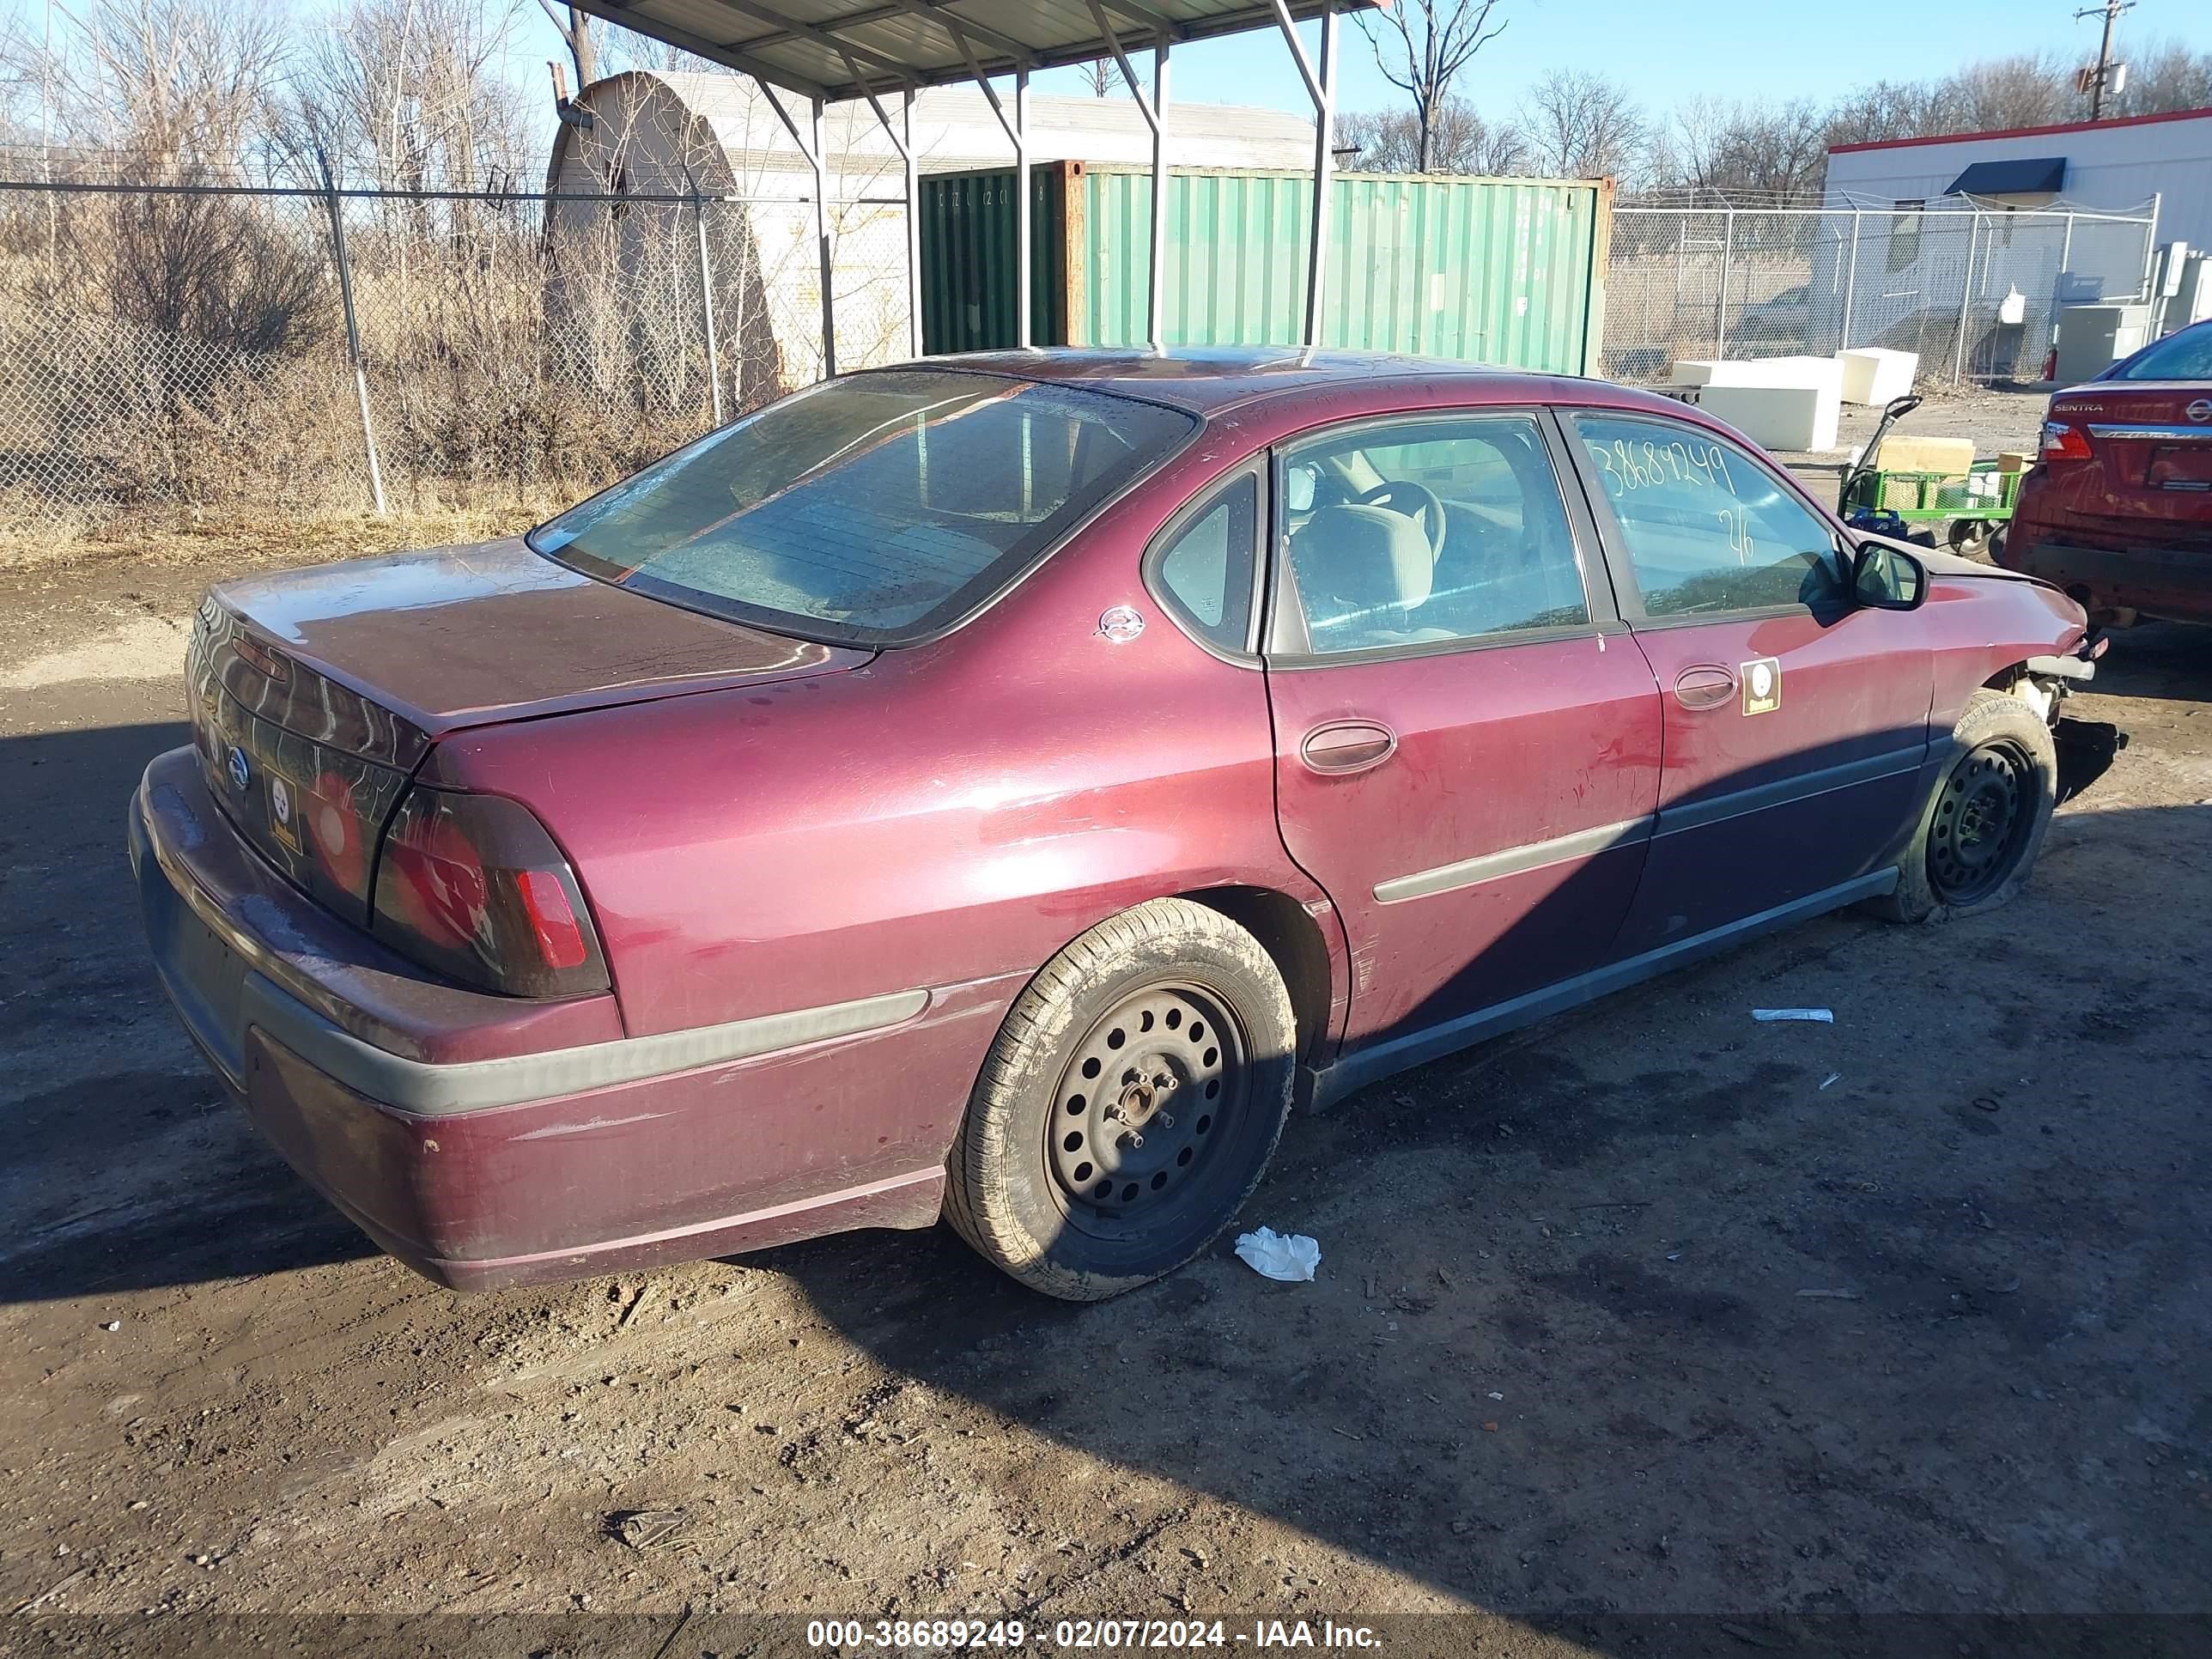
[
  {"left": 945, "top": 900, "right": 1296, "bottom": 1301},
  {"left": 1875, "top": 690, "right": 2057, "bottom": 923}
]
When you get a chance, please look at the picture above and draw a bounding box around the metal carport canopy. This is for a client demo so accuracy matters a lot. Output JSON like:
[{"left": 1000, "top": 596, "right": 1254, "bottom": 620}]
[{"left": 562, "top": 0, "right": 1379, "bottom": 370}]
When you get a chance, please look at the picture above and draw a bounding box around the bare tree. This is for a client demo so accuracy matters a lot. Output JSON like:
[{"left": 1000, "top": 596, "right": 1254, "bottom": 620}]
[
  {"left": 1079, "top": 58, "right": 1115, "bottom": 98},
  {"left": 533, "top": 1, "right": 599, "bottom": 91},
  {"left": 1648, "top": 96, "right": 1830, "bottom": 203},
  {"left": 289, "top": 0, "right": 534, "bottom": 191},
  {"left": 1337, "top": 98, "right": 1525, "bottom": 174},
  {"left": 65, "top": 0, "right": 292, "bottom": 173},
  {"left": 1936, "top": 52, "right": 2073, "bottom": 131},
  {"left": 1518, "top": 69, "right": 1643, "bottom": 183},
  {"left": 1360, "top": 0, "right": 1511, "bottom": 173},
  {"left": 2110, "top": 37, "right": 2212, "bottom": 116}
]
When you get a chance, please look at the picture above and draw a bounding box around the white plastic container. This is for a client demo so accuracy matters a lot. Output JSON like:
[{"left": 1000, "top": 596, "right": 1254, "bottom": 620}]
[{"left": 1835, "top": 347, "right": 1918, "bottom": 406}]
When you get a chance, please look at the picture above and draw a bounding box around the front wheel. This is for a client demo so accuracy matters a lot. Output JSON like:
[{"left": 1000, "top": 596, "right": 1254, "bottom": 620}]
[
  {"left": 944, "top": 899, "right": 1296, "bottom": 1301},
  {"left": 1874, "top": 690, "right": 2057, "bottom": 924}
]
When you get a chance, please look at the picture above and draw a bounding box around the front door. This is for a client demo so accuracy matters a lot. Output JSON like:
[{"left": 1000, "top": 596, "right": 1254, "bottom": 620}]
[
  {"left": 1263, "top": 410, "right": 1662, "bottom": 1067},
  {"left": 1559, "top": 410, "right": 1934, "bottom": 956}
]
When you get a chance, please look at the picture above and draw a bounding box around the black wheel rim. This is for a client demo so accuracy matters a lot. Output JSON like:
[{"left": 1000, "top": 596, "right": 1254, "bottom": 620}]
[
  {"left": 1045, "top": 980, "right": 1250, "bottom": 1240},
  {"left": 1928, "top": 738, "right": 2035, "bottom": 904}
]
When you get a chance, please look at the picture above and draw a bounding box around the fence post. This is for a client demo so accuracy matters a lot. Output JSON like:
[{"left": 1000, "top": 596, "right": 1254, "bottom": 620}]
[
  {"left": 1841, "top": 210, "right": 1860, "bottom": 353},
  {"left": 1954, "top": 210, "right": 1978, "bottom": 382},
  {"left": 317, "top": 150, "right": 386, "bottom": 515},
  {"left": 693, "top": 189, "right": 723, "bottom": 427},
  {"left": 2139, "top": 191, "right": 2162, "bottom": 301},
  {"left": 1715, "top": 207, "right": 1733, "bottom": 357}
]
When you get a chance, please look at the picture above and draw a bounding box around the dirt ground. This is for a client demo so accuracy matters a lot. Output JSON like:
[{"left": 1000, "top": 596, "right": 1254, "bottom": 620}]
[{"left": 3, "top": 518, "right": 2209, "bottom": 1658}]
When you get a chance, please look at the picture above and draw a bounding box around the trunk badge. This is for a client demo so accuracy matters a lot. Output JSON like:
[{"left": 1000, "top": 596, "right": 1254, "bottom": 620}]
[
  {"left": 1098, "top": 605, "right": 1146, "bottom": 643},
  {"left": 227, "top": 745, "right": 251, "bottom": 791},
  {"left": 2187, "top": 399, "right": 2211, "bottom": 423}
]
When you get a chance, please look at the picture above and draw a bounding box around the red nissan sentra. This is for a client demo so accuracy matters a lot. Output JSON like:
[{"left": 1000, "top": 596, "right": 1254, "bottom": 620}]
[
  {"left": 131, "top": 349, "right": 2096, "bottom": 1301},
  {"left": 1999, "top": 316, "right": 2212, "bottom": 626}
]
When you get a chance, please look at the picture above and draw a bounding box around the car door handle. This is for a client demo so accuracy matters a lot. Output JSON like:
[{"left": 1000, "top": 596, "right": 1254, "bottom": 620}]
[
  {"left": 1673, "top": 665, "right": 1737, "bottom": 711},
  {"left": 1299, "top": 720, "right": 1398, "bottom": 775}
]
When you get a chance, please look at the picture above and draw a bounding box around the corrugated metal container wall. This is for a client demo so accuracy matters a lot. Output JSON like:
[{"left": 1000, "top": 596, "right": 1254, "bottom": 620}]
[
  {"left": 921, "top": 164, "right": 1609, "bottom": 374},
  {"left": 1084, "top": 168, "right": 1605, "bottom": 373},
  {"left": 918, "top": 164, "right": 1071, "bottom": 354}
]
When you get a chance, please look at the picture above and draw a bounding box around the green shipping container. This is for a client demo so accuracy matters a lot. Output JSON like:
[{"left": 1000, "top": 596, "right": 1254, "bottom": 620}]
[{"left": 920, "top": 161, "right": 1611, "bottom": 375}]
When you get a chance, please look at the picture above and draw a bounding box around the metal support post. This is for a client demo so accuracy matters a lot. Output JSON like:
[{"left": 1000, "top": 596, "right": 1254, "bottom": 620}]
[
  {"left": 1014, "top": 66, "right": 1031, "bottom": 348},
  {"left": 693, "top": 188, "right": 723, "bottom": 424},
  {"left": 849, "top": 55, "right": 924, "bottom": 361},
  {"left": 317, "top": 149, "right": 386, "bottom": 515},
  {"left": 1271, "top": 0, "right": 1337, "bottom": 348},
  {"left": 1715, "top": 206, "right": 1733, "bottom": 357},
  {"left": 1954, "top": 210, "right": 1978, "bottom": 381},
  {"left": 904, "top": 90, "right": 921, "bottom": 356},
  {"left": 812, "top": 96, "right": 836, "bottom": 376},
  {"left": 1841, "top": 210, "right": 1860, "bottom": 352},
  {"left": 1087, "top": 0, "right": 1173, "bottom": 349},
  {"left": 1151, "top": 38, "right": 1171, "bottom": 348}
]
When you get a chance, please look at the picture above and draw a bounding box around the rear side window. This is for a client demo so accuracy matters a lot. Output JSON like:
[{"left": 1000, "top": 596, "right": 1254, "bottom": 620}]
[
  {"left": 531, "top": 370, "right": 1194, "bottom": 647},
  {"left": 1571, "top": 415, "right": 1844, "bottom": 619},
  {"left": 2109, "top": 325, "right": 2212, "bottom": 380},
  {"left": 1151, "top": 473, "right": 1259, "bottom": 653}
]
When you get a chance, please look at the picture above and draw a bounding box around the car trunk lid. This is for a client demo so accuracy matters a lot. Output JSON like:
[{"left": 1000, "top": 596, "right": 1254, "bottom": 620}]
[
  {"left": 186, "top": 538, "right": 868, "bottom": 923},
  {"left": 2046, "top": 382, "right": 2212, "bottom": 532}
]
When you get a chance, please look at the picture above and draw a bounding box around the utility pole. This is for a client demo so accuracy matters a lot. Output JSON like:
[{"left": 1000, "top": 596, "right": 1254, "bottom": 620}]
[{"left": 2075, "top": 0, "right": 2132, "bottom": 120}]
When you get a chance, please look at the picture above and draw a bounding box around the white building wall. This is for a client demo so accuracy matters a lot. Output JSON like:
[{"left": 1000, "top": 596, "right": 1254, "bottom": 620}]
[{"left": 1823, "top": 108, "right": 2212, "bottom": 252}]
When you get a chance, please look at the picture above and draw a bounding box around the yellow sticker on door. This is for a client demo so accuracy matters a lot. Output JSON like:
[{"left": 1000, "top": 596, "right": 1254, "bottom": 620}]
[{"left": 1741, "top": 657, "right": 1782, "bottom": 716}]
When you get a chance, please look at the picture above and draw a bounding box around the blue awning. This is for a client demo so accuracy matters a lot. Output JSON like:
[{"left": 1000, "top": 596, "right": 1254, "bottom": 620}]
[{"left": 1947, "top": 157, "right": 2066, "bottom": 196}]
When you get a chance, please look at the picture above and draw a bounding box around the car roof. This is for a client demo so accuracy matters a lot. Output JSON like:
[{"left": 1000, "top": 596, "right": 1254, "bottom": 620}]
[{"left": 911, "top": 346, "right": 1691, "bottom": 422}]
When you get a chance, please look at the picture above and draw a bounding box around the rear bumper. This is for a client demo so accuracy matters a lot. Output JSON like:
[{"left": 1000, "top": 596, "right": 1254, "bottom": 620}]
[
  {"left": 130, "top": 750, "right": 1004, "bottom": 1290},
  {"left": 2000, "top": 535, "right": 2212, "bottom": 624}
]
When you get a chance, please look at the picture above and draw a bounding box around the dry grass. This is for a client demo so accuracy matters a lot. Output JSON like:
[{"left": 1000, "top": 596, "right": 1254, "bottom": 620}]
[{"left": 0, "top": 500, "right": 561, "bottom": 577}]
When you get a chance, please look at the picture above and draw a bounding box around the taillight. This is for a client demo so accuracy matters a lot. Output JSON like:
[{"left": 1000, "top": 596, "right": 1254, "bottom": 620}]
[
  {"left": 2039, "top": 420, "right": 2094, "bottom": 463},
  {"left": 307, "top": 769, "right": 369, "bottom": 898},
  {"left": 371, "top": 787, "right": 609, "bottom": 998}
]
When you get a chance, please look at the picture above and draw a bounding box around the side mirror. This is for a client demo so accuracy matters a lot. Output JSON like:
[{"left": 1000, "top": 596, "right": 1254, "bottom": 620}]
[{"left": 1851, "top": 539, "right": 1928, "bottom": 611}]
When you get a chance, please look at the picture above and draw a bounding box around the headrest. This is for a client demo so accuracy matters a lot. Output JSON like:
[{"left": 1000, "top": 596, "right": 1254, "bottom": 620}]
[{"left": 1293, "top": 504, "right": 1433, "bottom": 613}]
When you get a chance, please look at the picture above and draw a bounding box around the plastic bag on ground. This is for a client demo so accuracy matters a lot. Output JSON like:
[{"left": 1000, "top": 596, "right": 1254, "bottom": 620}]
[{"left": 1235, "top": 1227, "right": 1321, "bottom": 1282}]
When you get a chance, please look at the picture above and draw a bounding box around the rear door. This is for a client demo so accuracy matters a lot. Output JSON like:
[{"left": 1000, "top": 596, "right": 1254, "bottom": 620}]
[
  {"left": 1262, "top": 409, "right": 1662, "bottom": 1066},
  {"left": 1559, "top": 410, "right": 1933, "bottom": 956}
]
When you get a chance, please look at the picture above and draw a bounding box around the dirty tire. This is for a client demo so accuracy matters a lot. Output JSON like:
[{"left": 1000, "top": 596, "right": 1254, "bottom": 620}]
[
  {"left": 1873, "top": 689, "right": 2057, "bottom": 924},
  {"left": 945, "top": 899, "right": 1296, "bottom": 1301}
]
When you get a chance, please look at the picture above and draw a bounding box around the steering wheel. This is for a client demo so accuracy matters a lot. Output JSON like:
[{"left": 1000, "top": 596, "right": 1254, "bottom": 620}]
[{"left": 1356, "top": 480, "right": 1448, "bottom": 562}]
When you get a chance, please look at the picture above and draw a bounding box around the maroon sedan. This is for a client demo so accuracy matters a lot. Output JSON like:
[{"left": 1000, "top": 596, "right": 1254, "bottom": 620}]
[
  {"left": 132, "top": 350, "right": 2094, "bottom": 1301},
  {"left": 2001, "top": 316, "right": 2212, "bottom": 624}
]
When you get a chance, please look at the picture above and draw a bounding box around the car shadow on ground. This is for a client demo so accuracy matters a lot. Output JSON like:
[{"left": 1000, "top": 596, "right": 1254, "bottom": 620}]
[
  {"left": 0, "top": 720, "right": 375, "bottom": 1304},
  {"left": 5, "top": 711, "right": 2209, "bottom": 1647}
]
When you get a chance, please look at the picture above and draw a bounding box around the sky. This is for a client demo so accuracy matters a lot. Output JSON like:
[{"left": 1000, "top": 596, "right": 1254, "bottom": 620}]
[
  {"left": 510, "top": 0, "right": 2212, "bottom": 126},
  {"left": 6, "top": 0, "right": 2209, "bottom": 137}
]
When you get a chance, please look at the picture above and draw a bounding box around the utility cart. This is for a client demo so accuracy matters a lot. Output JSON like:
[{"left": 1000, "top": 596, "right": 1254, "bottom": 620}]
[{"left": 1838, "top": 395, "right": 2028, "bottom": 550}]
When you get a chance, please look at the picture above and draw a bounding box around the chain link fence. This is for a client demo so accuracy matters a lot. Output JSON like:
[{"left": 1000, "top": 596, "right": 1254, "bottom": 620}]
[
  {"left": 1601, "top": 202, "right": 2160, "bottom": 386},
  {"left": 0, "top": 173, "right": 910, "bottom": 531}
]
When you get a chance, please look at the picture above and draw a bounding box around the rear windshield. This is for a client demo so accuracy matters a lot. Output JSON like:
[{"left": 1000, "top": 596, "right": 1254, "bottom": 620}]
[
  {"left": 529, "top": 369, "right": 1194, "bottom": 647},
  {"left": 2109, "top": 325, "right": 2212, "bottom": 381}
]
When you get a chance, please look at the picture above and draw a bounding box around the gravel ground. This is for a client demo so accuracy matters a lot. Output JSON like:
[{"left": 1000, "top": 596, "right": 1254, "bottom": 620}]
[{"left": 2, "top": 535, "right": 2208, "bottom": 1659}]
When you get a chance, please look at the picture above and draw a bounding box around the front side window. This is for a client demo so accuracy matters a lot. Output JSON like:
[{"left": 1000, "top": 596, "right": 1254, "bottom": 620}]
[
  {"left": 1571, "top": 415, "right": 1844, "bottom": 619},
  {"left": 531, "top": 370, "right": 1194, "bottom": 647},
  {"left": 1279, "top": 414, "right": 1589, "bottom": 655}
]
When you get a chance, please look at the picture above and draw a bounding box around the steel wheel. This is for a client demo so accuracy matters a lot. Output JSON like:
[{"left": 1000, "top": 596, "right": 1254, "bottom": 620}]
[
  {"left": 1928, "top": 738, "right": 2036, "bottom": 905},
  {"left": 1045, "top": 980, "right": 1249, "bottom": 1240}
]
